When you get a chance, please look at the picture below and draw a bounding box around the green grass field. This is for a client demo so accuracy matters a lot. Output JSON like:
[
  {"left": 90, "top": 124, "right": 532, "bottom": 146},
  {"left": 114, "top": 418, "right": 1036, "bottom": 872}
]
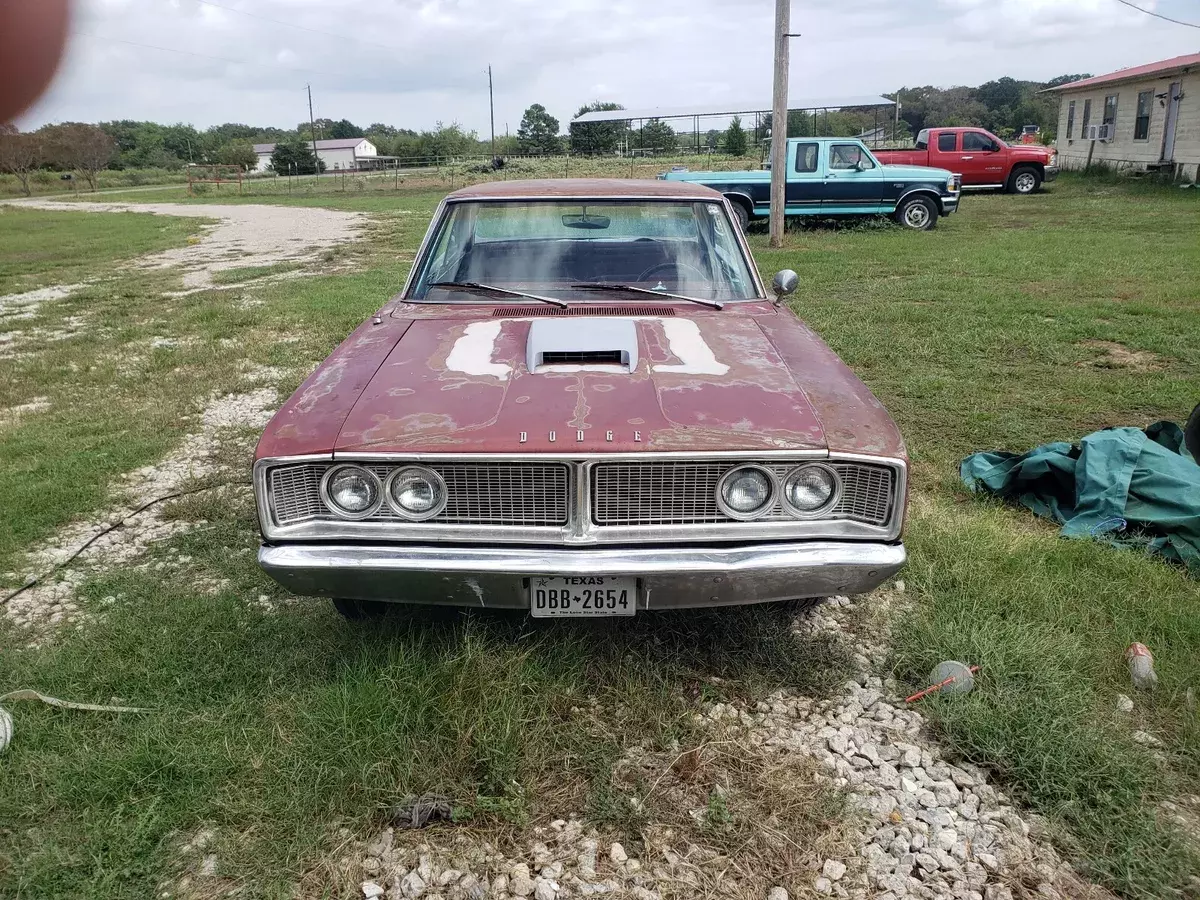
[{"left": 0, "top": 175, "right": 1197, "bottom": 898}]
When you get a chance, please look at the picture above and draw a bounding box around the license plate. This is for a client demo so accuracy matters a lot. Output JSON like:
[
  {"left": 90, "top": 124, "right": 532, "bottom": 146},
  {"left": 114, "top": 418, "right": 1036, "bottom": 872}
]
[{"left": 529, "top": 576, "right": 637, "bottom": 617}]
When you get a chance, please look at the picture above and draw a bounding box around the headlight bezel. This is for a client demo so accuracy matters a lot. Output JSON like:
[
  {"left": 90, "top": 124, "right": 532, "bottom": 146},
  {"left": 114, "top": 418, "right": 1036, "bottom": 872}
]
[
  {"left": 319, "top": 464, "right": 384, "bottom": 520},
  {"left": 385, "top": 465, "right": 448, "bottom": 521},
  {"left": 716, "top": 465, "right": 777, "bottom": 521},
  {"left": 781, "top": 463, "right": 842, "bottom": 518}
]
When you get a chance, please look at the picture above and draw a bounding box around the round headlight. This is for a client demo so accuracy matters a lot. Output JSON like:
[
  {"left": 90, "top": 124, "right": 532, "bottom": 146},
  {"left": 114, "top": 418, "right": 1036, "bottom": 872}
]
[
  {"left": 386, "top": 466, "right": 447, "bottom": 520},
  {"left": 717, "top": 466, "right": 774, "bottom": 520},
  {"left": 783, "top": 464, "right": 840, "bottom": 516},
  {"left": 321, "top": 465, "right": 382, "bottom": 519}
]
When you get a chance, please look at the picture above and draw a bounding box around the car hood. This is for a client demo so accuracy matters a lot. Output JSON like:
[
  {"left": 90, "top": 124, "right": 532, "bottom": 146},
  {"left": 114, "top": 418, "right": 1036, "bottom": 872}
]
[
  {"left": 877, "top": 163, "right": 953, "bottom": 181},
  {"left": 333, "top": 313, "right": 828, "bottom": 453}
]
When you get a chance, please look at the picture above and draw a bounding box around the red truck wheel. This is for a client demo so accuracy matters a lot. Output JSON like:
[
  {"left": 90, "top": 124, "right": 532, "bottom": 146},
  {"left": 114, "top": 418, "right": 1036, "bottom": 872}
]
[{"left": 1007, "top": 166, "right": 1041, "bottom": 194}]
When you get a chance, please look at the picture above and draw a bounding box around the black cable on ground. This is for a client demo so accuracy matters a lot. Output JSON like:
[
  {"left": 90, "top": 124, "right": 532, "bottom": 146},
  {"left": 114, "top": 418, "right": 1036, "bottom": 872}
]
[{"left": 0, "top": 480, "right": 248, "bottom": 606}]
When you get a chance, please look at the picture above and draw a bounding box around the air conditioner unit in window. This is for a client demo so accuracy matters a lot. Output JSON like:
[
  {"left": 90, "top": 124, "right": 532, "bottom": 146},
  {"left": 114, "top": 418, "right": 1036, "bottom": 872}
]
[
  {"left": 1084, "top": 125, "right": 1100, "bottom": 140},
  {"left": 1097, "top": 124, "right": 1115, "bottom": 142}
]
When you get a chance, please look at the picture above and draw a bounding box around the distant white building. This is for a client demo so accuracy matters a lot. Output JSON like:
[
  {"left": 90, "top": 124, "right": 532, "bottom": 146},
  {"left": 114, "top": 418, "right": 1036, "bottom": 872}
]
[{"left": 252, "top": 137, "right": 379, "bottom": 173}]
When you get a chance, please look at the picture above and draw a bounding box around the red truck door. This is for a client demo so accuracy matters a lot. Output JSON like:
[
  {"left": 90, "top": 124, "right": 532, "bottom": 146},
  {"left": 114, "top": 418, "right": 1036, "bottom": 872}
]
[{"left": 958, "top": 130, "right": 1008, "bottom": 186}]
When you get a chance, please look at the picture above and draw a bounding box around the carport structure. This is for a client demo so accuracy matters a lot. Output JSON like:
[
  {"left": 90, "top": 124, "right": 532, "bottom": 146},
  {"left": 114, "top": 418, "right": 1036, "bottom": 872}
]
[{"left": 571, "top": 94, "right": 897, "bottom": 153}]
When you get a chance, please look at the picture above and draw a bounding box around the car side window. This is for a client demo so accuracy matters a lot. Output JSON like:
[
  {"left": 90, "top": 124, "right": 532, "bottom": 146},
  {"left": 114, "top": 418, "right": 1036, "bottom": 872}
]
[
  {"left": 915, "top": 130, "right": 929, "bottom": 151},
  {"left": 937, "top": 133, "right": 957, "bottom": 152},
  {"left": 962, "top": 132, "right": 994, "bottom": 152},
  {"left": 793, "top": 143, "right": 818, "bottom": 173},
  {"left": 829, "top": 144, "right": 872, "bottom": 170}
]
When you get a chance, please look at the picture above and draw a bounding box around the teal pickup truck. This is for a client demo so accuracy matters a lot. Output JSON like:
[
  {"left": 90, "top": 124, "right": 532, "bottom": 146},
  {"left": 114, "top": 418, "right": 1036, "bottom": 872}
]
[{"left": 661, "top": 137, "right": 961, "bottom": 231}]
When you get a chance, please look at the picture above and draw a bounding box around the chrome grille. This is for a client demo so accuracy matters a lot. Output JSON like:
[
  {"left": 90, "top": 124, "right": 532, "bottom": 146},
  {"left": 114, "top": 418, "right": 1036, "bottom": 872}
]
[
  {"left": 592, "top": 461, "right": 894, "bottom": 526},
  {"left": 269, "top": 462, "right": 569, "bottom": 526}
]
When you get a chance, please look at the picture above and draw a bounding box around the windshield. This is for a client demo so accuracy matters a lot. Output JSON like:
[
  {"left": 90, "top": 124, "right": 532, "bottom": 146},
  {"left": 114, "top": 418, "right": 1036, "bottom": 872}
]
[{"left": 408, "top": 200, "right": 759, "bottom": 301}]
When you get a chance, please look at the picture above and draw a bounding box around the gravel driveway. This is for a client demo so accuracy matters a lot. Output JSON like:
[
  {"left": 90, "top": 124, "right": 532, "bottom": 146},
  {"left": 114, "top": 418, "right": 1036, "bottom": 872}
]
[{"left": 4, "top": 199, "right": 367, "bottom": 288}]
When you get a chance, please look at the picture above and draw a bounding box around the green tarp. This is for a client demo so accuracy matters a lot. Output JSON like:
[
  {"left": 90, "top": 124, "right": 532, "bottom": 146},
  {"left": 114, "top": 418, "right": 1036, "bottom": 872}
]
[{"left": 960, "top": 422, "right": 1200, "bottom": 573}]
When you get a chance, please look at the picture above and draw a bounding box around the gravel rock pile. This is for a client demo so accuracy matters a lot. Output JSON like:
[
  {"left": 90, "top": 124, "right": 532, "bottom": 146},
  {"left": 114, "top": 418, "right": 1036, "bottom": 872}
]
[
  {"left": 3, "top": 387, "right": 277, "bottom": 639},
  {"left": 346, "top": 594, "right": 1112, "bottom": 900}
]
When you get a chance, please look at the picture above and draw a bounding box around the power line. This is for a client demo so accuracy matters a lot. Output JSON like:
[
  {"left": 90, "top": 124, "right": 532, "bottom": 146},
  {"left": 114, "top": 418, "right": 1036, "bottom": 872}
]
[
  {"left": 1112, "top": 0, "right": 1200, "bottom": 28},
  {"left": 190, "top": 0, "right": 405, "bottom": 52},
  {"left": 70, "top": 31, "right": 351, "bottom": 78}
]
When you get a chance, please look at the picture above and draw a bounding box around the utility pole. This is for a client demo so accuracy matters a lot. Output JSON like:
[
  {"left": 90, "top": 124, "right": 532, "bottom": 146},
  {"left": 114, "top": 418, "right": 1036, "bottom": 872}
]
[
  {"left": 894, "top": 89, "right": 901, "bottom": 143},
  {"left": 769, "top": 0, "right": 793, "bottom": 248},
  {"left": 306, "top": 83, "right": 319, "bottom": 175},
  {"left": 488, "top": 66, "right": 497, "bottom": 161}
]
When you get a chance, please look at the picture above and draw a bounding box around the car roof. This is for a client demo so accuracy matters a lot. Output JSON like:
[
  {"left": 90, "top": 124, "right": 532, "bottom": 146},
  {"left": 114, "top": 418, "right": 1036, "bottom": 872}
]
[{"left": 444, "top": 178, "right": 723, "bottom": 202}]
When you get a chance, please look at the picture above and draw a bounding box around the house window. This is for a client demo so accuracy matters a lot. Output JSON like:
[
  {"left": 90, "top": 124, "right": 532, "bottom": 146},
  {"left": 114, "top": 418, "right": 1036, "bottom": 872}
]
[
  {"left": 1066, "top": 101, "right": 1076, "bottom": 139},
  {"left": 937, "top": 132, "right": 957, "bottom": 152},
  {"left": 1134, "top": 90, "right": 1152, "bottom": 140},
  {"left": 1103, "top": 94, "right": 1118, "bottom": 136},
  {"left": 1080, "top": 99, "right": 1092, "bottom": 137}
]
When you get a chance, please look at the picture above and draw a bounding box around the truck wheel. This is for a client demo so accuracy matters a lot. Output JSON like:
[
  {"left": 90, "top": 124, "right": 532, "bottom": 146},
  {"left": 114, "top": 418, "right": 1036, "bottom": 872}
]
[
  {"left": 895, "top": 195, "right": 937, "bottom": 231},
  {"left": 332, "top": 597, "right": 391, "bottom": 619},
  {"left": 1007, "top": 166, "right": 1041, "bottom": 194},
  {"left": 727, "top": 199, "right": 750, "bottom": 231}
]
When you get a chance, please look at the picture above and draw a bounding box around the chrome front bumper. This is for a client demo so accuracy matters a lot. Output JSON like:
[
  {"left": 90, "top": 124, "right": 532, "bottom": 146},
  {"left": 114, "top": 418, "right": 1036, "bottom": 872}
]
[
  {"left": 258, "top": 541, "right": 906, "bottom": 610},
  {"left": 1044, "top": 165, "right": 1059, "bottom": 182}
]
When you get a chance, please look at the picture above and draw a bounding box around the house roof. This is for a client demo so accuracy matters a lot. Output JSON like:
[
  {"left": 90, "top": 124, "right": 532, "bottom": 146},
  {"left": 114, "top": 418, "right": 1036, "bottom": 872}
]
[
  {"left": 253, "top": 137, "right": 371, "bottom": 154},
  {"left": 1045, "top": 52, "right": 1200, "bottom": 92}
]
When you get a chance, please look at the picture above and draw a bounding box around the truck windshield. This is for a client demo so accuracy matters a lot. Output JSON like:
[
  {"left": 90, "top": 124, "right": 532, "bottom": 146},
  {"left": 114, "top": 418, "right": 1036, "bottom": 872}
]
[{"left": 409, "top": 200, "right": 758, "bottom": 301}]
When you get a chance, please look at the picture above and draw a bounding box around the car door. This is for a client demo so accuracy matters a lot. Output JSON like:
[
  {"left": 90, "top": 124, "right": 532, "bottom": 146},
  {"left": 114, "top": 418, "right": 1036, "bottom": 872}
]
[
  {"left": 820, "top": 142, "right": 885, "bottom": 212},
  {"left": 959, "top": 130, "right": 1007, "bottom": 185},
  {"left": 784, "top": 141, "right": 822, "bottom": 213}
]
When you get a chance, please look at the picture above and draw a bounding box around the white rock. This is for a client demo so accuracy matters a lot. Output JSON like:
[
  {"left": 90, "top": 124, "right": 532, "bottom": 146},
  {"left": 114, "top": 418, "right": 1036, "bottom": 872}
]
[
  {"left": 510, "top": 863, "right": 535, "bottom": 897},
  {"left": 362, "top": 882, "right": 385, "bottom": 899},
  {"left": 822, "top": 859, "right": 847, "bottom": 881},
  {"left": 609, "top": 842, "right": 628, "bottom": 864},
  {"left": 767, "top": 889, "right": 789, "bottom": 900},
  {"left": 813, "top": 876, "right": 833, "bottom": 895},
  {"left": 400, "top": 872, "right": 427, "bottom": 899},
  {"left": 534, "top": 879, "right": 558, "bottom": 900},
  {"left": 1115, "top": 692, "right": 1134, "bottom": 711}
]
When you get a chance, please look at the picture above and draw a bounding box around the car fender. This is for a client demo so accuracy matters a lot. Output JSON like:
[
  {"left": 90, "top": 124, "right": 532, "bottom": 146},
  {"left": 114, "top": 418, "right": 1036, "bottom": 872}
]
[
  {"left": 722, "top": 191, "right": 755, "bottom": 216},
  {"left": 895, "top": 186, "right": 947, "bottom": 214}
]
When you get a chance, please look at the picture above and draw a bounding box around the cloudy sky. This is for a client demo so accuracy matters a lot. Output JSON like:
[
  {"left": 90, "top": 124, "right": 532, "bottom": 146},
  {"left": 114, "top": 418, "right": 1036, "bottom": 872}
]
[{"left": 18, "top": 0, "right": 1200, "bottom": 134}]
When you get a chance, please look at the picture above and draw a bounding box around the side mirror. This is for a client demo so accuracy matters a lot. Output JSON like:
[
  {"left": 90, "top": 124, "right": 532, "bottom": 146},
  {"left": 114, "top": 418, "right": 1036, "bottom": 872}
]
[{"left": 772, "top": 269, "right": 798, "bottom": 304}]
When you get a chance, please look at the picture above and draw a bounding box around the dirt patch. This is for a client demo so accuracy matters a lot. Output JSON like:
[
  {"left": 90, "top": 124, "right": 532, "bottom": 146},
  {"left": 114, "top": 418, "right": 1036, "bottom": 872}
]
[
  {"left": 2, "top": 385, "right": 278, "bottom": 642},
  {"left": 0, "top": 397, "right": 50, "bottom": 429},
  {"left": 4, "top": 200, "right": 366, "bottom": 290},
  {"left": 0, "top": 283, "right": 86, "bottom": 320},
  {"left": 1076, "top": 340, "right": 1163, "bottom": 372}
]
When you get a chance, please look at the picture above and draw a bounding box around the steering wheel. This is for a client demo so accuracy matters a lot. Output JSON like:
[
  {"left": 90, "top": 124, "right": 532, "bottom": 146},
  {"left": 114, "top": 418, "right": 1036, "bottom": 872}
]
[{"left": 638, "top": 260, "right": 707, "bottom": 283}]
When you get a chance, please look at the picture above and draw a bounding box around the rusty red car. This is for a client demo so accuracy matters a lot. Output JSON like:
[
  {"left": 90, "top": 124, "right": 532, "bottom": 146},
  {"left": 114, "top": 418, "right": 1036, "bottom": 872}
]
[{"left": 253, "top": 179, "right": 907, "bottom": 619}]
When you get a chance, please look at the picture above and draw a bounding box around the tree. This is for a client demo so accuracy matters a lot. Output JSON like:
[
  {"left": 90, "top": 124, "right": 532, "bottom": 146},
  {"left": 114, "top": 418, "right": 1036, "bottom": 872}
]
[
  {"left": 269, "top": 139, "right": 324, "bottom": 175},
  {"left": 43, "top": 123, "right": 115, "bottom": 190},
  {"left": 723, "top": 116, "right": 748, "bottom": 156},
  {"left": 636, "top": 119, "right": 675, "bottom": 154},
  {"left": 0, "top": 124, "right": 44, "bottom": 196},
  {"left": 569, "top": 101, "right": 626, "bottom": 155},
  {"left": 217, "top": 140, "right": 257, "bottom": 171},
  {"left": 327, "top": 118, "right": 362, "bottom": 139},
  {"left": 517, "top": 103, "right": 561, "bottom": 155}
]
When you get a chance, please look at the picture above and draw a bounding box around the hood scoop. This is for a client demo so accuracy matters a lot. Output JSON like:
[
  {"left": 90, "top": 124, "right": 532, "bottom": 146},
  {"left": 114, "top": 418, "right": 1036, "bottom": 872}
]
[{"left": 527, "top": 317, "right": 638, "bottom": 373}]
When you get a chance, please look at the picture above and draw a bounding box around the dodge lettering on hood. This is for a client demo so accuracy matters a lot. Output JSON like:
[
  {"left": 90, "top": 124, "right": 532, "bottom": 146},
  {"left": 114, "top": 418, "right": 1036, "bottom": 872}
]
[{"left": 254, "top": 179, "right": 907, "bottom": 619}]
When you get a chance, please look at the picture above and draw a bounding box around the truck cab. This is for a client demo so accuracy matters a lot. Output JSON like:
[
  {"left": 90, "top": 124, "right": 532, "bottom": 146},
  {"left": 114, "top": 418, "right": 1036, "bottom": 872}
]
[
  {"left": 875, "top": 127, "right": 1058, "bottom": 194},
  {"left": 662, "top": 137, "right": 960, "bottom": 231}
]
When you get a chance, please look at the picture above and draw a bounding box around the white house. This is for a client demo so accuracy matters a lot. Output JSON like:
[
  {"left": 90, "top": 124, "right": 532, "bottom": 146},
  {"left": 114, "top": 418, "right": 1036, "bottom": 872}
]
[
  {"left": 1046, "top": 52, "right": 1199, "bottom": 181},
  {"left": 252, "top": 137, "right": 379, "bottom": 173}
]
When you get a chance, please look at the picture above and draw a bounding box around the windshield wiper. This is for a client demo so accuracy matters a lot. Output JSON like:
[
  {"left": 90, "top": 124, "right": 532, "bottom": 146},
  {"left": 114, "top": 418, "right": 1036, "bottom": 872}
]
[
  {"left": 425, "top": 281, "right": 569, "bottom": 308},
  {"left": 571, "top": 282, "right": 724, "bottom": 310}
]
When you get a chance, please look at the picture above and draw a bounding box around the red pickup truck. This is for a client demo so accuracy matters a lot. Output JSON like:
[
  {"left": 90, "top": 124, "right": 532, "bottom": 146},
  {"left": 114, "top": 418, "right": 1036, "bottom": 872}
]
[{"left": 874, "top": 127, "right": 1058, "bottom": 194}]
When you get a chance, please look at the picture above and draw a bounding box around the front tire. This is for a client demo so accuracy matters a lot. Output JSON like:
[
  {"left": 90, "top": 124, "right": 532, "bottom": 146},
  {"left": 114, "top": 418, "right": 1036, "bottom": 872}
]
[
  {"left": 332, "top": 598, "right": 391, "bottom": 619},
  {"left": 1007, "top": 166, "right": 1041, "bottom": 194},
  {"left": 895, "top": 195, "right": 938, "bottom": 231},
  {"left": 726, "top": 199, "right": 750, "bottom": 231}
]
